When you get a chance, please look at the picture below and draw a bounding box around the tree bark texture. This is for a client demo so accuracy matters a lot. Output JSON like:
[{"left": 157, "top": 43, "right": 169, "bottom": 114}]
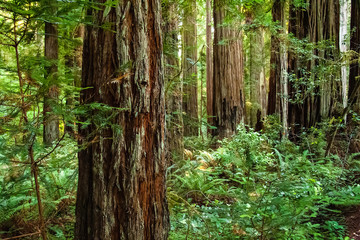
[
  {"left": 349, "top": 0, "right": 360, "bottom": 111},
  {"left": 163, "top": 0, "right": 184, "bottom": 160},
  {"left": 212, "top": 0, "right": 245, "bottom": 139},
  {"left": 75, "top": 1, "right": 169, "bottom": 239},
  {"left": 268, "top": 0, "right": 288, "bottom": 136},
  {"left": 288, "top": 0, "right": 339, "bottom": 135},
  {"left": 340, "top": 0, "right": 349, "bottom": 109},
  {"left": 182, "top": 0, "right": 198, "bottom": 136},
  {"left": 268, "top": 0, "right": 286, "bottom": 116},
  {"left": 43, "top": 3, "right": 59, "bottom": 145},
  {"left": 248, "top": 13, "right": 266, "bottom": 131},
  {"left": 206, "top": 0, "right": 213, "bottom": 132}
]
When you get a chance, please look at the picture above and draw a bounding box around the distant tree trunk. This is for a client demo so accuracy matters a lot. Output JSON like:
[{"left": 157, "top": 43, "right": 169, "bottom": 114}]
[
  {"left": 65, "top": 25, "right": 84, "bottom": 135},
  {"left": 75, "top": 1, "right": 169, "bottom": 239},
  {"left": 268, "top": 1, "right": 282, "bottom": 116},
  {"left": 212, "top": 0, "right": 245, "bottom": 139},
  {"left": 319, "top": 0, "right": 340, "bottom": 119},
  {"left": 288, "top": 0, "right": 339, "bottom": 135},
  {"left": 163, "top": 0, "right": 184, "bottom": 160},
  {"left": 268, "top": 0, "right": 288, "bottom": 137},
  {"left": 43, "top": 2, "right": 59, "bottom": 145},
  {"left": 349, "top": 0, "right": 360, "bottom": 111},
  {"left": 280, "top": 36, "right": 289, "bottom": 137},
  {"left": 182, "top": 0, "right": 198, "bottom": 136},
  {"left": 206, "top": 0, "right": 213, "bottom": 132},
  {"left": 73, "top": 25, "right": 84, "bottom": 88},
  {"left": 248, "top": 11, "right": 266, "bottom": 131},
  {"left": 340, "top": 0, "right": 349, "bottom": 110}
]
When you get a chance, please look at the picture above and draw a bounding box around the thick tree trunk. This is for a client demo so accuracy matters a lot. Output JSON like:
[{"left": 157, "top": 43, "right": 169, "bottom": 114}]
[
  {"left": 249, "top": 24, "right": 266, "bottom": 131},
  {"left": 319, "top": 0, "right": 339, "bottom": 119},
  {"left": 288, "top": 0, "right": 339, "bottom": 135},
  {"left": 349, "top": 0, "right": 360, "bottom": 111},
  {"left": 75, "top": 1, "right": 169, "bottom": 239},
  {"left": 268, "top": 1, "right": 282, "bottom": 116},
  {"left": 182, "top": 0, "right": 198, "bottom": 136},
  {"left": 43, "top": 3, "right": 59, "bottom": 145},
  {"left": 269, "top": 0, "right": 288, "bottom": 136},
  {"left": 212, "top": 0, "right": 245, "bottom": 139},
  {"left": 163, "top": 0, "right": 184, "bottom": 160},
  {"left": 206, "top": 0, "right": 213, "bottom": 132}
]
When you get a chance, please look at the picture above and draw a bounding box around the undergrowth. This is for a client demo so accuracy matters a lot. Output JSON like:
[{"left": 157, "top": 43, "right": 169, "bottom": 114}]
[
  {"left": 168, "top": 123, "right": 360, "bottom": 239},
  {"left": 1, "top": 122, "right": 360, "bottom": 239}
]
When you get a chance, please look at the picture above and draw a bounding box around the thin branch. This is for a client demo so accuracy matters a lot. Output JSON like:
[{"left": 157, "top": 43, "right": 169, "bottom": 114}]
[
  {"left": 10, "top": 159, "right": 31, "bottom": 165},
  {"left": 165, "top": 45, "right": 204, "bottom": 95},
  {"left": 2, "top": 231, "right": 41, "bottom": 240},
  {"left": 0, "top": 42, "right": 15, "bottom": 47},
  {"left": 0, "top": 31, "right": 16, "bottom": 43},
  {"left": 17, "top": 17, "right": 30, "bottom": 44},
  {"left": 36, "top": 133, "right": 66, "bottom": 164}
]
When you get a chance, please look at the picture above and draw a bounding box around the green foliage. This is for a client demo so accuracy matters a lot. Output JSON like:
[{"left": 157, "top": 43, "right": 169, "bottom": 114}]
[
  {"left": 169, "top": 125, "right": 360, "bottom": 239},
  {"left": 0, "top": 0, "right": 85, "bottom": 238}
]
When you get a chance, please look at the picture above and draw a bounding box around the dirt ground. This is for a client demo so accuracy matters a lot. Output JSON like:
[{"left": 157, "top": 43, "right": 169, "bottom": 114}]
[{"left": 345, "top": 206, "right": 360, "bottom": 240}]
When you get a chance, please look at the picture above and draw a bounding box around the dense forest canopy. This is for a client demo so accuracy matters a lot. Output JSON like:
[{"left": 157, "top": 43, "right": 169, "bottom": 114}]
[{"left": 0, "top": 0, "right": 359, "bottom": 239}]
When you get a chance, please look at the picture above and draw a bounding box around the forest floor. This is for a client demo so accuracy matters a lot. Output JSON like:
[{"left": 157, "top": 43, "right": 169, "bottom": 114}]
[{"left": 345, "top": 206, "right": 360, "bottom": 239}]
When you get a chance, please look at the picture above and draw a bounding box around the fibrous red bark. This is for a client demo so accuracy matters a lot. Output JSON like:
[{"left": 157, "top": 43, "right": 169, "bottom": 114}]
[
  {"left": 182, "top": 0, "right": 198, "bottom": 136},
  {"left": 212, "top": 0, "right": 245, "bottom": 139},
  {"left": 75, "top": 1, "right": 169, "bottom": 239}
]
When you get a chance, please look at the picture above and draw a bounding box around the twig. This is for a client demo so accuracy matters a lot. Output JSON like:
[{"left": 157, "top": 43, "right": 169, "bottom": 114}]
[
  {"left": 165, "top": 45, "right": 205, "bottom": 95},
  {"left": 36, "top": 133, "right": 65, "bottom": 164},
  {"left": 2, "top": 231, "right": 41, "bottom": 240}
]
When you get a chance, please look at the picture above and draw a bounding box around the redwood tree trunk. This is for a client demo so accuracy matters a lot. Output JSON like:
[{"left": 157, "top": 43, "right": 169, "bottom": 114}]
[
  {"left": 268, "top": 0, "right": 288, "bottom": 137},
  {"left": 249, "top": 18, "right": 266, "bottom": 131},
  {"left": 268, "top": 0, "right": 284, "bottom": 116},
  {"left": 182, "top": 0, "right": 198, "bottom": 136},
  {"left": 206, "top": 0, "right": 213, "bottom": 132},
  {"left": 43, "top": 2, "right": 59, "bottom": 145},
  {"left": 212, "top": 0, "right": 245, "bottom": 139},
  {"left": 163, "top": 0, "right": 184, "bottom": 160},
  {"left": 288, "top": 0, "right": 339, "bottom": 135},
  {"left": 349, "top": 0, "right": 360, "bottom": 111},
  {"left": 75, "top": 1, "right": 169, "bottom": 239}
]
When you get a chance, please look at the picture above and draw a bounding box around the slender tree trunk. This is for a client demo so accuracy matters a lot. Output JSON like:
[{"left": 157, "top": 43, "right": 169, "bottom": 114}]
[
  {"left": 349, "top": 0, "right": 360, "bottom": 111},
  {"left": 75, "top": 1, "right": 169, "bottom": 239},
  {"left": 43, "top": 4, "right": 59, "bottom": 145},
  {"left": 182, "top": 0, "right": 198, "bottom": 136},
  {"left": 163, "top": 0, "right": 184, "bottom": 160},
  {"left": 212, "top": 0, "right": 245, "bottom": 139},
  {"left": 340, "top": 0, "right": 350, "bottom": 110},
  {"left": 14, "top": 18, "right": 47, "bottom": 240},
  {"left": 206, "top": 0, "right": 213, "bottom": 132},
  {"left": 280, "top": 32, "right": 289, "bottom": 137}
]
